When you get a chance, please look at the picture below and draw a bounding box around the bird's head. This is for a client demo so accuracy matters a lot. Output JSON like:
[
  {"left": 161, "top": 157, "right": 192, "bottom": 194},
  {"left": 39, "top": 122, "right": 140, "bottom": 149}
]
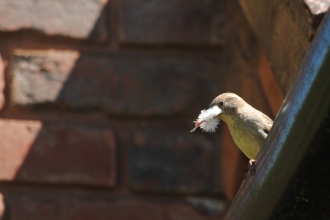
[
  {"left": 191, "top": 93, "right": 245, "bottom": 133},
  {"left": 210, "top": 93, "right": 245, "bottom": 123}
]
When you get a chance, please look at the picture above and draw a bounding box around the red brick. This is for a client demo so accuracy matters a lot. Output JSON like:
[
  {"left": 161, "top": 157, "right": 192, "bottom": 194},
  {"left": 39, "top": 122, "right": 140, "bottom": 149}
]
[
  {"left": 0, "top": 119, "right": 116, "bottom": 186},
  {"left": 10, "top": 50, "right": 222, "bottom": 116},
  {"left": 0, "top": 0, "right": 108, "bottom": 41},
  {"left": 120, "top": 0, "right": 226, "bottom": 45},
  {"left": 10, "top": 50, "right": 80, "bottom": 106},
  {"left": 2, "top": 190, "right": 225, "bottom": 220},
  {"left": 131, "top": 128, "right": 222, "bottom": 194}
]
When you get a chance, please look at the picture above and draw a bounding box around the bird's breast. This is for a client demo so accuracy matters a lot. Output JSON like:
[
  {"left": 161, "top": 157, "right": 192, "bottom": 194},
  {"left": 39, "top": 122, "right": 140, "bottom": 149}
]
[{"left": 227, "top": 119, "right": 265, "bottom": 159}]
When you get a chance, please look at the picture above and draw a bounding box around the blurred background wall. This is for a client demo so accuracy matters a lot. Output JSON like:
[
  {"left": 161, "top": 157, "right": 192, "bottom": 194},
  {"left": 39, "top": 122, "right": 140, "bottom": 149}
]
[{"left": 0, "top": 0, "right": 280, "bottom": 219}]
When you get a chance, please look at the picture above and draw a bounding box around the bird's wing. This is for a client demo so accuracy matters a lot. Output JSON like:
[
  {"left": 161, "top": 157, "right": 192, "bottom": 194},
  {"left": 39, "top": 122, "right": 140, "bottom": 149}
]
[
  {"left": 251, "top": 112, "right": 273, "bottom": 140},
  {"left": 259, "top": 112, "right": 273, "bottom": 134}
]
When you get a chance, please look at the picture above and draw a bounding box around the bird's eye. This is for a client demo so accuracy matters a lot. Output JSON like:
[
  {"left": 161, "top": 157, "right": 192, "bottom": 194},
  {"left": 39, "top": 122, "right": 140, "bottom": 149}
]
[{"left": 219, "top": 101, "right": 224, "bottom": 108}]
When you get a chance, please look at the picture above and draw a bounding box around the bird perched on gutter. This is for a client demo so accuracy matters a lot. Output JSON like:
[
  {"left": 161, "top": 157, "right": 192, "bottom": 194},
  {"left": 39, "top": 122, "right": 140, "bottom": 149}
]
[{"left": 191, "top": 93, "right": 273, "bottom": 178}]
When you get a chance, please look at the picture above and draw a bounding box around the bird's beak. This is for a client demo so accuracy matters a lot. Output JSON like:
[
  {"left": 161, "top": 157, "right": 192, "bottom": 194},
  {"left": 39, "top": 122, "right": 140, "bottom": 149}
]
[
  {"left": 190, "top": 120, "right": 205, "bottom": 132},
  {"left": 190, "top": 105, "right": 222, "bottom": 133}
]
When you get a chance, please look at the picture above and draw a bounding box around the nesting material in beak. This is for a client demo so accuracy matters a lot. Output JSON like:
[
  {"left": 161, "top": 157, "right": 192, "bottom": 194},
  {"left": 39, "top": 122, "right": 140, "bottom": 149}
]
[{"left": 190, "top": 105, "right": 221, "bottom": 133}]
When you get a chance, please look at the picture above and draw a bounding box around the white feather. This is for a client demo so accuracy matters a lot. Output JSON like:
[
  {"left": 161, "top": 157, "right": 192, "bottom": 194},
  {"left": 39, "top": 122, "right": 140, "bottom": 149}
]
[{"left": 197, "top": 105, "right": 221, "bottom": 133}]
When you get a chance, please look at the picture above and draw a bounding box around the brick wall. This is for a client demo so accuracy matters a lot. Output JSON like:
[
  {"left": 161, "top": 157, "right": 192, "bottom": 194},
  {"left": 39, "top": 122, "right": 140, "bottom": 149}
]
[{"left": 0, "top": 0, "right": 276, "bottom": 219}]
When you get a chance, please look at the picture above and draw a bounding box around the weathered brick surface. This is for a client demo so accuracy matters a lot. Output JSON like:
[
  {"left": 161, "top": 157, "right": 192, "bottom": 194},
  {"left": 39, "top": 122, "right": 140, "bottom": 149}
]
[
  {"left": 120, "top": 0, "right": 226, "bottom": 45},
  {"left": 10, "top": 50, "right": 221, "bottom": 116},
  {"left": 1, "top": 189, "right": 225, "bottom": 220},
  {"left": 10, "top": 50, "right": 80, "bottom": 107},
  {"left": 131, "top": 128, "right": 222, "bottom": 194},
  {"left": 0, "top": 119, "right": 116, "bottom": 186},
  {"left": 0, "top": 0, "right": 108, "bottom": 41}
]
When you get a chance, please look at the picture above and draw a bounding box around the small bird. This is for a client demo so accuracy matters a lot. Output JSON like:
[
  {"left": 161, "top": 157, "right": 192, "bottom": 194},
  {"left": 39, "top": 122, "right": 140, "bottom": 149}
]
[{"left": 191, "top": 93, "right": 273, "bottom": 178}]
